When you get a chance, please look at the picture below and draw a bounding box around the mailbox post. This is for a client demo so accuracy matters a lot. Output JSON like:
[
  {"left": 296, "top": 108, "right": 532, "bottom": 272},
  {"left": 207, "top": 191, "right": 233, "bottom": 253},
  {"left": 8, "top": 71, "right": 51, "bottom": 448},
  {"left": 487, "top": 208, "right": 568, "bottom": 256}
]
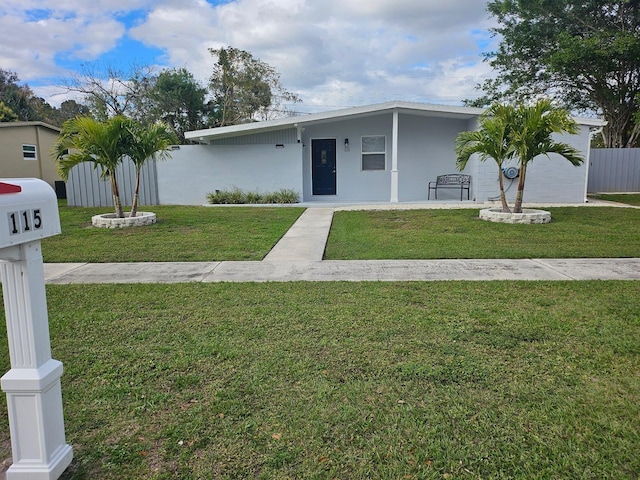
[{"left": 0, "top": 179, "right": 72, "bottom": 479}]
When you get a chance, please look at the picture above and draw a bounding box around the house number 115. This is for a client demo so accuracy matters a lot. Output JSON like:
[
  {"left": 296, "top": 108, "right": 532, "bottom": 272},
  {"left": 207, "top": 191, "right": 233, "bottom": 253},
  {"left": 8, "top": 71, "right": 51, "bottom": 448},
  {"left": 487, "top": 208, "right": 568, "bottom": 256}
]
[{"left": 8, "top": 209, "right": 43, "bottom": 236}]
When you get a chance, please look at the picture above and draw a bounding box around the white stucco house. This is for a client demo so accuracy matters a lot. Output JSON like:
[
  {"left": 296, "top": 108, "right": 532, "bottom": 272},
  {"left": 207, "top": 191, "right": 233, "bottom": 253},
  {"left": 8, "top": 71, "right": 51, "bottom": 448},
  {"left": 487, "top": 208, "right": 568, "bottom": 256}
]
[{"left": 155, "top": 101, "right": 604, "bottom": 205}]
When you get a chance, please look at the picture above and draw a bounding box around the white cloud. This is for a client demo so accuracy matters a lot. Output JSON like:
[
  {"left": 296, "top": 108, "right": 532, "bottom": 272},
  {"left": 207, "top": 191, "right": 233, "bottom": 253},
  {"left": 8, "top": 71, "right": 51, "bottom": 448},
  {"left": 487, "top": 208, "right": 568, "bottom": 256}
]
[
  {"left": 0, "top": 2, "right": 130, "bottom": 79},
  {"left": 2, "top": 0, "right": 499, "bottom": 110}
]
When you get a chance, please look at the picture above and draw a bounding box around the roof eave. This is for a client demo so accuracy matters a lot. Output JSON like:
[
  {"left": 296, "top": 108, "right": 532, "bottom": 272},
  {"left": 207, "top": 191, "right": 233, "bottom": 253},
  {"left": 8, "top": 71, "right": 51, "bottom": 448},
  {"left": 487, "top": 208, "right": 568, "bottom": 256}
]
[
  {"left": 0, "top": 121, "right": 61, "bottom": 132},
  {"left": 185, "top": 101, "right": 488, "bottom": 142}
]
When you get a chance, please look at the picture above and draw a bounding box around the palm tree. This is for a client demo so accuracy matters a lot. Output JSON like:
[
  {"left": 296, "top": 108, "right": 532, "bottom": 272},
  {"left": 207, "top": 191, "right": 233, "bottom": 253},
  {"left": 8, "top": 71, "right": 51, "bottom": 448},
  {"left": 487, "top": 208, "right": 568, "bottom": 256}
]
[
  {"left": 510, "top": 99, "right": 583, "bottom": 213},
  {"left": 455, "top": 103, "right": 515, "bottom": 213},
  {"left": 126, "top": 121, "right": 175, "bottom": 217},
  {"left": 53, "top": 116, "right": 130, "bottom": 217}
]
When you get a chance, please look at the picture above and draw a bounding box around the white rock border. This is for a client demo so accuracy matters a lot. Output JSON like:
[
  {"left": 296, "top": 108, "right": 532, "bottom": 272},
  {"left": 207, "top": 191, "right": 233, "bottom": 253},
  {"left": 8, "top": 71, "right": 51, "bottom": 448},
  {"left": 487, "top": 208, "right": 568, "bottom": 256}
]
[
  {"left": 479, "top": 208, "right": 551, "bottom": 224},
  {"left": 92, "top": 212, "right": 157, "bottom": 229}
]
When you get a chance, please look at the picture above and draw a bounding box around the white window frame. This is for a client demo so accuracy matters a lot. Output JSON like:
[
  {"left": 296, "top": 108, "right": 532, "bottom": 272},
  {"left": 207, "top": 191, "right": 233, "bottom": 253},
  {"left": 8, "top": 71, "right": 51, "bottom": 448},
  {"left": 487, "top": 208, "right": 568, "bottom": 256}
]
[
  {"left": 361, "top": 135, "right": 386, "bottom": 171},
  {"left": 22, "top": 144, "right": 37, "bottom": 161}
]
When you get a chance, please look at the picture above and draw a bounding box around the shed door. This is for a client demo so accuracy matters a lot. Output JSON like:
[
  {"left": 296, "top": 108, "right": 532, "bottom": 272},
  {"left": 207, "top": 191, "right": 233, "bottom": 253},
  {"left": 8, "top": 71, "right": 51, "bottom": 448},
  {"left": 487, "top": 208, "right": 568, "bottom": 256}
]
[{"left": 312, "top": 139, "right": 336, "bottom": 195}]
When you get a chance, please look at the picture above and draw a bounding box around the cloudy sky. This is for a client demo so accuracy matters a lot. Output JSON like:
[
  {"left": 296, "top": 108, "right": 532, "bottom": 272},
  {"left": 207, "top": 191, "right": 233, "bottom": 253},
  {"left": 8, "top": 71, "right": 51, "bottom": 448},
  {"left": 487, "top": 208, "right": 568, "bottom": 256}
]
[{"left": 0, "top": 0, "right": 498, "bottom": 113}]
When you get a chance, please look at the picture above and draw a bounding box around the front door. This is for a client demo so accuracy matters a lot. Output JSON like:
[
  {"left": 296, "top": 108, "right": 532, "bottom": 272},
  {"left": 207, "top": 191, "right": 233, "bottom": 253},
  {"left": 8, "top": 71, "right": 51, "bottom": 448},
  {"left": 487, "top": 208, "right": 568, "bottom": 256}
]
[{"left": 312, "top": 139, "right": 336, "bottom": 195}]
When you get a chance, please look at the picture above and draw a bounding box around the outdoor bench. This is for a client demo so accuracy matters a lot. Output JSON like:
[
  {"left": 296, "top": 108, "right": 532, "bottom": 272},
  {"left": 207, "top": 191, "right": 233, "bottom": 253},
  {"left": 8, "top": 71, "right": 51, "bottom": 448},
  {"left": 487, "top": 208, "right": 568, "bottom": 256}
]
[{"left": 428, "top": 174, "right": 471, "bottom": 200}]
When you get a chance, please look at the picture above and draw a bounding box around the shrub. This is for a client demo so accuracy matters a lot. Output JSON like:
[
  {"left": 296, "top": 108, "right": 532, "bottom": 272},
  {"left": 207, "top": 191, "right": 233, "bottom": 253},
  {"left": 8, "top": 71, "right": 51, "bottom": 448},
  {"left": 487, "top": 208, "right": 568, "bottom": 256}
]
[
  {"left": 272, "top": 189, "right": 300, "bottom": 204},
  {"left": 207, "top": 187, "right": 300, "bottom": 204}
]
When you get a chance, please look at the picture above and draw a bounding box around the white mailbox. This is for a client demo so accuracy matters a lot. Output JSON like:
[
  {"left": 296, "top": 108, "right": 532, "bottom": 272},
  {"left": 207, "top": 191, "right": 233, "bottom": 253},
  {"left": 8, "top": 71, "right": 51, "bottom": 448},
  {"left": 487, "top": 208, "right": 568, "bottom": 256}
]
[
  {"left": 0, "top": 179, "right": 61, "bottom": 248},
  {"left": 0, "top": 178, "right": 72, "bottom": 480}
]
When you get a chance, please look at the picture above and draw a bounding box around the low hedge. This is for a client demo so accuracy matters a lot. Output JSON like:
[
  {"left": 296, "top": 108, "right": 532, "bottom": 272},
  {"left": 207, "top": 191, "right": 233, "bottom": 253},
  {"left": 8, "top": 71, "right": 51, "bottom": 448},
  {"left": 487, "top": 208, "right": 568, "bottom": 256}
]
[{"left": 207, "top": 187, "right": 300, "bottom": 204}]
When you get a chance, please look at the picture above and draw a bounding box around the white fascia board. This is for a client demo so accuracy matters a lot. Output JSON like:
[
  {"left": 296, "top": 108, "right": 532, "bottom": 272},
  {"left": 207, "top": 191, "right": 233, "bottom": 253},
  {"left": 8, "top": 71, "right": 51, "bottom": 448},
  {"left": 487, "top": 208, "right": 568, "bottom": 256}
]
[{"left": 572, "top": 116, "right": 607, "bottom": 127}]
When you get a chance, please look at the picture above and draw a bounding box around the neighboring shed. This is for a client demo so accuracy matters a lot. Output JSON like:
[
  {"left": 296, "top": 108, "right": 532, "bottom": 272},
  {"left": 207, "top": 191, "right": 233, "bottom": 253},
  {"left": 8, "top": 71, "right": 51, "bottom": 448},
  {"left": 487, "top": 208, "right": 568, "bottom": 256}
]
[
  {"left": 0, "top": 122, "right": 64, "bottom": 194},
  {"left": 157, "top": 101, "right": 604, "bottom": 205}
]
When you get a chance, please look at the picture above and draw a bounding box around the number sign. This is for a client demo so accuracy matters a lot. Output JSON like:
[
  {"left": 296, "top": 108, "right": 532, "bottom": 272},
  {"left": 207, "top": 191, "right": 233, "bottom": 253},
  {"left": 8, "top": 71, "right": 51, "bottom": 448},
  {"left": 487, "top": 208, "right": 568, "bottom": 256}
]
[
  {"left": 8, "top": 209, "right": 43, "bottom": 236},
  {"left": 0, "top": 178, "right": 61, "bottom": 249}
]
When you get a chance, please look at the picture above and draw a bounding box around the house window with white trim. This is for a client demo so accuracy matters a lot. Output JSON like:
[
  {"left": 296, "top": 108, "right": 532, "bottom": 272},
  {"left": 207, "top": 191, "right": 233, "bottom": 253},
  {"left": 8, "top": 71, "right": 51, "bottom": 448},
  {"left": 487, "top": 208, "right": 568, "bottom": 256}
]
[
  {"left": 22, "top": 144, "right": 37, "bottom": 160},
  {"left": 361, "top": 135, "right": 386, "bottom": 171}
]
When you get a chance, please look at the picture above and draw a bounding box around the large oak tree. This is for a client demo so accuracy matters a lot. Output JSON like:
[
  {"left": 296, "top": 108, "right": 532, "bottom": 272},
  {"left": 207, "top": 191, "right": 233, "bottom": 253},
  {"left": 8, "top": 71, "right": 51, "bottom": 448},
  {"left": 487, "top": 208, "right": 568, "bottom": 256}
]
[{"left": 469, "top": 0, "right": 640, "bottom": 148}]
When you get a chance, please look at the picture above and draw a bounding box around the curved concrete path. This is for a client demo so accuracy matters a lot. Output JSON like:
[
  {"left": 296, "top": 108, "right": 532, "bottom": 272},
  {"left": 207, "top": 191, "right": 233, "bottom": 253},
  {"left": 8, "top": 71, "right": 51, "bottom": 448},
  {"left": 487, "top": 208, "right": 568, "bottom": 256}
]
[{"left": 43, "top": 205, "right": 640, "bottom": 284}]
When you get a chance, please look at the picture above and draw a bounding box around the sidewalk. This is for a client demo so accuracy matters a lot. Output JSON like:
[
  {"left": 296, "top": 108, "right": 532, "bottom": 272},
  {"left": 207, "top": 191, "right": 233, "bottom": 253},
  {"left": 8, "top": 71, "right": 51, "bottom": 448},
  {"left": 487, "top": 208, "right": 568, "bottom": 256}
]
[{"left": 43, "top": 207, "right": 640, "bottom": 284}]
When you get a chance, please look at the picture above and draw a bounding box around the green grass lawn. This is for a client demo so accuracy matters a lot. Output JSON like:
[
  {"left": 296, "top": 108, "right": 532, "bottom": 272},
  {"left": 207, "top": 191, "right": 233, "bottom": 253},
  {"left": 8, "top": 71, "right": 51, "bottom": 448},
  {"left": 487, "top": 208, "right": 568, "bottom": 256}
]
[
  {"left": 42, "top": 205, "right": 304, "bottom": 262},
  {"left": 591, "top": 193, "right": 640, "bottom": 206},
  {"left": 325, "top": 207, "right": 640, "bottom": 259},
  {"left": 43, "top": 204, "right": 640, "bottom": 262},
  {"left": 0, "top": 282, "right": 637, "bottom": 479},
  {"left": 4, "top": 203, "right": 640, "bottom": 478}
]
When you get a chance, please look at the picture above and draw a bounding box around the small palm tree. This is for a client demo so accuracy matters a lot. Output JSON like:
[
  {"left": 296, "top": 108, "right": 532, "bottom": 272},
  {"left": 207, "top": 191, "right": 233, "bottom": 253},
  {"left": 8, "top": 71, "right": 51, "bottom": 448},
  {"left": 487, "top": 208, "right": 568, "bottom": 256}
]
[
  {"left": 456, "top": 100, "right": 584, "bottom": 214},
  {"left": 126, "top": 121, "right": 175, "bottom": 217},
  {"left": 53, "top": 116, "right": 130, "bottom": 217},
  {"left": 510, "top": 99, "right": 583, "bottom": 213},
  {"left": 455, "top": 103, "right": 515, "bottom": 213}
]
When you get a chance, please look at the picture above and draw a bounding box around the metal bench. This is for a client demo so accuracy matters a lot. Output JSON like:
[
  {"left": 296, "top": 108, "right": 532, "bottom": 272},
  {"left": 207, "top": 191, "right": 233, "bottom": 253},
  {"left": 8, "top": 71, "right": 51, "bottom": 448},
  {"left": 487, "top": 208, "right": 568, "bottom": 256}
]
[{"left": 428, "top": 174, "right": 471, "bottom": 201}]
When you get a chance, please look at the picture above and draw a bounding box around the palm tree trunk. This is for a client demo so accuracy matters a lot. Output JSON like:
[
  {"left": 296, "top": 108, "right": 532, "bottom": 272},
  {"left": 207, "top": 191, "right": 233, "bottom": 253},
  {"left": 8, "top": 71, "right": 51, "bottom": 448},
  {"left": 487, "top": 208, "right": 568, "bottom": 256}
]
[
  {"left": 110, "top": 175, "right": 124, "bottom": 218},
  {"left": 130, "top": 168, "right": 141, "bottom": 218},
  {"left": 498, "top": 172, "right": 511, "bottom": 213},
  {"left": 513, "top": 164, "right": 527, "bottom": 213}
]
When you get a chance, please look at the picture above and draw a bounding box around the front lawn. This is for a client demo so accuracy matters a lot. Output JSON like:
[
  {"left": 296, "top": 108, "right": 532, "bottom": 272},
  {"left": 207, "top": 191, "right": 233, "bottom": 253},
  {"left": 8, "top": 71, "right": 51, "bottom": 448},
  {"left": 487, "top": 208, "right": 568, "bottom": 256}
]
[
  {"left": 42, "top": 205, "right": 304, "bottom": 262},
  {"left": 325, "top": 207, "right": 640, "bottom": 259},
  {"left": 591, "top": 193, "right": 640, "bottom": 206},
  {"left": 0, "top": 282, "right": 637, "bottom": 479}
]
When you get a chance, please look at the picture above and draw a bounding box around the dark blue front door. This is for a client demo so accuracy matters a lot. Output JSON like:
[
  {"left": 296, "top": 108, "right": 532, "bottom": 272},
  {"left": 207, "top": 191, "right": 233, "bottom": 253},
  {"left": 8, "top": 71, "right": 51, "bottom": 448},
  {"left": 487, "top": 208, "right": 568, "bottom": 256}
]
[{"left": 312, "top": 139, "right": 336, "bottom": 195}]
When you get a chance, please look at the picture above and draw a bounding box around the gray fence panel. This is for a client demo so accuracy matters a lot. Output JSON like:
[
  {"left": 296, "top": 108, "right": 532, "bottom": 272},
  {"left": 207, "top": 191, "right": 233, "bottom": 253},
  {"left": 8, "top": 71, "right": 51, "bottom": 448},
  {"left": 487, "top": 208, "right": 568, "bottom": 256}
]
[
  {"left": 66, "top": 158, "right": 159, "bottom": 207},
  {"left": 588, "top": 148, "right": 640, "bottom": 193}
]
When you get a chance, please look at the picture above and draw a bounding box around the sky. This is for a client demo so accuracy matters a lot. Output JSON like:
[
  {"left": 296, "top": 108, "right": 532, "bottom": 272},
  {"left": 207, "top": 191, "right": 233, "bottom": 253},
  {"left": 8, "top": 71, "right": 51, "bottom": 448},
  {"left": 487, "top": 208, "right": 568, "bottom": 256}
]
[{"left": 0, "top": 0, "right": 499, "bottom": 114}]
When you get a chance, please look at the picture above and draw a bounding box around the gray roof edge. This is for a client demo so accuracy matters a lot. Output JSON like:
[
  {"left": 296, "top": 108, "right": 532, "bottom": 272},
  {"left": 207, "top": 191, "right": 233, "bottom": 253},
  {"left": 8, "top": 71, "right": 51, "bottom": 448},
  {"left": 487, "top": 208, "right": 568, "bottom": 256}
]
[
  {"left": 184, "top": 101, "right": 606, "bottom": 140},
  {"left": 185, "top": 101, "right": 487, "bottom": 140},
  {"left": 0, "top": 121, "right": 61, "bottom": 132}
]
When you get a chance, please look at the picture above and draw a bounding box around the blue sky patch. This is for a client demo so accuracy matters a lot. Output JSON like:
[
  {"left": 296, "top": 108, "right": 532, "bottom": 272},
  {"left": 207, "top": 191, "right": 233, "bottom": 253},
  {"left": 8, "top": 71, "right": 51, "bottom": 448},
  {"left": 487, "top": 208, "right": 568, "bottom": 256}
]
[
  {"left": 24, "top": 9, "right": 53, "bottom": 21},
  {"left": 115, "top": 9, "right": 149, "bottom": 29},
  {"left": 205, "top": 0, "right": 234, "bottom": 6},
  {"left": 54, "top": 38, "right": 167, "bottom": 79},
  {"left": 471, "top": 29, "right": 493, "bottom": 52}
]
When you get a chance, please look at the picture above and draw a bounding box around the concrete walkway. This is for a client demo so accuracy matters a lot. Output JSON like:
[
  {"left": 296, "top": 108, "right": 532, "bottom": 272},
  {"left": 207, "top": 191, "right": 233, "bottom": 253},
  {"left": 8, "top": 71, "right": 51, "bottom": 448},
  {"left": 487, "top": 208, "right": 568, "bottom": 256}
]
[
  {"left": 42, "top": 204, "right": 640, "bottom": 283},
  {"left": 263, "top": 208, "right": 334, "bottom": 261},
  {"left": 43, "top": 258, "right": 640, "bottom": 283}
]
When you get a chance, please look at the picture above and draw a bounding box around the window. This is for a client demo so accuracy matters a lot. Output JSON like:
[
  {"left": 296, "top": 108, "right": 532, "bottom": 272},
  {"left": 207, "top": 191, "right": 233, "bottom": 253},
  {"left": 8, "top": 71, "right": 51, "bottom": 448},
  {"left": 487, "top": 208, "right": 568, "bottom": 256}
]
[
  {"left": 361, "top": 135, "right": 386, "bottom": 171},
  {"left": 22, "top": 144, "right": 37, "bottom": 160}
]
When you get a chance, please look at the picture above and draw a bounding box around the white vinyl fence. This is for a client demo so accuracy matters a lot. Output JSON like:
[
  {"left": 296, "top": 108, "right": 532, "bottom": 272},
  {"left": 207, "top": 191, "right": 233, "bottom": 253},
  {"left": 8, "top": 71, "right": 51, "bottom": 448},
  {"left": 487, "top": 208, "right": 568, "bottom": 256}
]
[{"left": 588, "top": 148, "right": 640, "bottom": 193}]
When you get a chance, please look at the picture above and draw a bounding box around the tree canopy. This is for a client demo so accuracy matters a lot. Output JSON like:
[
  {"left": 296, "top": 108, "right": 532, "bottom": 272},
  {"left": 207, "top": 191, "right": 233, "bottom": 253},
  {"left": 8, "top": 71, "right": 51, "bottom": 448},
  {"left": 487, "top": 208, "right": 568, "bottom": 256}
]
[
  {"left": 4, "top": 46, "right": 301, "bottom": 141},
  {"left": 209, "top": 46, "right": 301, "bottom": 127},
  {"left": 146, "top": 68, "right": 211, "bottom": 143},
  {"left": 469, "top": 0, "right": 640, "bottom": 148},
  {"left": 1, "top": 68, "right": 40, "bottom": 122},
  {"left": 1, "top": 68, "right": 89, "bottom": 126},
  {"left": 0, "top": 100, "right": 17, "bottom": 122},
  {"left": 66, "top": 64, "right": 155, "bottom": 122}
]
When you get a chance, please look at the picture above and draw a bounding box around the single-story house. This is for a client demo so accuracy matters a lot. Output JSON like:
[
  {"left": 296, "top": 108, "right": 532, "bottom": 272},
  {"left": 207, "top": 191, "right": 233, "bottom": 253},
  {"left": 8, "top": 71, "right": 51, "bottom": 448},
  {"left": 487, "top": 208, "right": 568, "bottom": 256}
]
[
  {"left": 158, "top": 101, "right": 606, "bottom": 205},
  {"left": 151, "top": 101, "right": 605, "bottom": 205},
  {"left": 0, "top": 121, "right": 65, "bottom": 195}
]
